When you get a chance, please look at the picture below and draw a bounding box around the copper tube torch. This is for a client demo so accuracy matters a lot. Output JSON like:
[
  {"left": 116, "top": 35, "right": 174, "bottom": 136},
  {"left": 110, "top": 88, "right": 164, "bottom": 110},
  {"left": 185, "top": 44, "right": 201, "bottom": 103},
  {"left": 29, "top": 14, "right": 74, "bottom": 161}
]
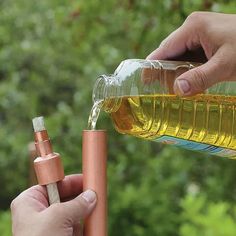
[
  {"left": 32, "top": 116, "right": 65, "bottom": 205},
  {"left": 82, "top": 130, "right": 107, "bottom": 236}
]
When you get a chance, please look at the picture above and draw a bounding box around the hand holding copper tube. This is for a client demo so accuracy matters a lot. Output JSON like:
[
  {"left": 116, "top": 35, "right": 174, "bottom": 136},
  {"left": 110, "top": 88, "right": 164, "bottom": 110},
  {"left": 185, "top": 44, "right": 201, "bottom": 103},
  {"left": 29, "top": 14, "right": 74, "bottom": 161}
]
[
  {"left": 26, "top": 118, "right": 107, "bottom": 236},
  {"left": 11, "top": 175, "right": 97, "bottom": 236}
]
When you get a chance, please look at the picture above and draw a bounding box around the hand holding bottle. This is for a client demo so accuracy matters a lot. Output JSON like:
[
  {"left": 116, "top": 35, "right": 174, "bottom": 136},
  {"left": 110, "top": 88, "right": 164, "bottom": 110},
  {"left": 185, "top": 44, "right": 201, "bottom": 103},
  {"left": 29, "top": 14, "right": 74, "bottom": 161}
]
[
  {"left": 11, "top": 174, "right": 97, "bottom": 236},
  {"left": 147, "top": 12, "right": 236, "bottom": 96}
]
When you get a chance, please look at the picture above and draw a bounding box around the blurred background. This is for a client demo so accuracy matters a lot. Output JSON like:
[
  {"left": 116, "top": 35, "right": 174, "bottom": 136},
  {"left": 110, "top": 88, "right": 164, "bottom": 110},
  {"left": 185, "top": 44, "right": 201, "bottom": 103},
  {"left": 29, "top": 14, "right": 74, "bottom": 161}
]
[{"left": 1, "top": 0, "right": 236, "bottom": 235}]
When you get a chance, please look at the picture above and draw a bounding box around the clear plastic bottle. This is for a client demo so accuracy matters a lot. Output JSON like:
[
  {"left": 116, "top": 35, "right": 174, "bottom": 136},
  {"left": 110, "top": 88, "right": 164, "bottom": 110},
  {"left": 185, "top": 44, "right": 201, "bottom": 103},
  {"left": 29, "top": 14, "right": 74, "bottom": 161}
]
[{"left": 92, "top": 59, "right": 236, "bottom": 158}]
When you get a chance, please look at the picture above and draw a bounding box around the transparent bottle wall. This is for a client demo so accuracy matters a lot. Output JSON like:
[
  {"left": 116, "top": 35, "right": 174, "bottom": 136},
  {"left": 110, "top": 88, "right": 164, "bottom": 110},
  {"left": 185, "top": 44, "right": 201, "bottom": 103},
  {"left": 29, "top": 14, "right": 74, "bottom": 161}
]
[{"left": 93, "top": 59, "right": 236, "bottom": 158}]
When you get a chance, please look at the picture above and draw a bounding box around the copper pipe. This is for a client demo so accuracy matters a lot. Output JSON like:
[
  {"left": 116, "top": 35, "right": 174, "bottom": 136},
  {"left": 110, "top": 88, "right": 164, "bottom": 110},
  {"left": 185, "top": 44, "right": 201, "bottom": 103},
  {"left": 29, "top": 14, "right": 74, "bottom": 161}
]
[
  {"left": 32, "top": 116, "right": 64, "bottom": 204},
  {"left": 34, "top": 130, "right": 53, "bottom": 157},
  {"left": 82, "top": 130, "right": 107, "bottom": 236}
]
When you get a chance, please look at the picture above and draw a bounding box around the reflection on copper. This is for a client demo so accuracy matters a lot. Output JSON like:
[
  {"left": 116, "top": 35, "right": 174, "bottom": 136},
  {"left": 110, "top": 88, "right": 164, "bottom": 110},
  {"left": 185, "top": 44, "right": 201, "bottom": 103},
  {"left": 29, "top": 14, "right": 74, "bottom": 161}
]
[
  {"left": 82, "top": 130, "right": 107, "bottom": 236},
  {"left": 33, "top": 119, "right": 64, "bottom": 186},
  {"left": 34, "top": 130, "right": 53, "bottom": 157},
  {"left": 34, "top": 152, "right": 64, "bottom": 185}
]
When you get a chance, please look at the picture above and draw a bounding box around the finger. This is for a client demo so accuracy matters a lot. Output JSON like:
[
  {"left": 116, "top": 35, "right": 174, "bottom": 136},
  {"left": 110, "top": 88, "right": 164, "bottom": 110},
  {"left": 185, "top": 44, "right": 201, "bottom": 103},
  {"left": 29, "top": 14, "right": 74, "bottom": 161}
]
[
  {"left": 173, "top": 47, "right": 207, "bottom": 63},
  {"left": 57, "top": 174, "right": 83, "bottom": 200},
  {"left": 173, "top": 46, "right": 231, "bottom": 96},
  {"left": 146, "top": 28, "right": 185, "bottom": 60},
  {"left": 146, "top": 27, "right": 194, "bottom": 60},
  {"left": 11, "top": 185, "right": 48, "bottom": 217},
  {"left": 146, "top": 16, "right": 202, "bottom": 60},
  {"left": 49, "top": 189, "right": 97, "bottom": 225},
  {"left": 11, "top": 174, "right": 83, "bottom": 215}
]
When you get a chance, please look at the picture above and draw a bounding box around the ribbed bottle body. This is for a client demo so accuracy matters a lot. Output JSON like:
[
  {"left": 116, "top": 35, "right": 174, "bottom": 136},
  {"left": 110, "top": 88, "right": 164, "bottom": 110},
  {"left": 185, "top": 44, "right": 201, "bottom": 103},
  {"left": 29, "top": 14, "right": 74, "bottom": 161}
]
[{"left": 93, "top": 59, "right": 236, "bottom": 158}]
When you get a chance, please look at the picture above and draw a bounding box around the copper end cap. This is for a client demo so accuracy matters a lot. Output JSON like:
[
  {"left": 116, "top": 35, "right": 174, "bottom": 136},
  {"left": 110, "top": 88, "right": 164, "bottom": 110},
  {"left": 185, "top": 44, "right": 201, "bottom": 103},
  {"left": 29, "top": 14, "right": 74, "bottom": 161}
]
[{"left": 34, "top": 153, "right": 65, "bottom": 185}]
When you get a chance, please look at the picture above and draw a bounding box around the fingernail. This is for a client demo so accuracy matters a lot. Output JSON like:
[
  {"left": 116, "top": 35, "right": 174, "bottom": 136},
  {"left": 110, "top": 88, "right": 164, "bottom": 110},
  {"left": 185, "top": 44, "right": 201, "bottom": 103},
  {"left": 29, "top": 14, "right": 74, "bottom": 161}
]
[
  {"left": 176, "top": 79, "right": 190, "bottom": 95},
  {"left": 82, "top": 190, "right": 96, "bottom": 203}
]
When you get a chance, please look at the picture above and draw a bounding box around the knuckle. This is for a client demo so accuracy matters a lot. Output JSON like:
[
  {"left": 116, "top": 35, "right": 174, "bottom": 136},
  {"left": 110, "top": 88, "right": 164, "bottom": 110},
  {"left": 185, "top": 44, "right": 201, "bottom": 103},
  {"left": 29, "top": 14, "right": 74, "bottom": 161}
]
[
  {"left": 218, "top": 60, "right": 228, "bottom": 75},
  {"left": 185, "top": 11, "right": 206, "bottom": 26},
  {"left": 214, "top": 54, "right": 233, "bottom": 79},
  {"left": 191, "top": 67, "right": 208, "bottom": 91},
  {"left": 50, "top": 203, "right": 64, "bottom": 215}
]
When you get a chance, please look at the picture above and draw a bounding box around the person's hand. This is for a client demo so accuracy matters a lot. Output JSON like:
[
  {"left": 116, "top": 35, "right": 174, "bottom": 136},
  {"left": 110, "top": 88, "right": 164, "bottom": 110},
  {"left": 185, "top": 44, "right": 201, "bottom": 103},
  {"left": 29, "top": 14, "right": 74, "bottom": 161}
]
[
  {"left": 147, "top": 12, "right": 236, "bottom": 96},
  {"left": 11, "top": 174, "right": 97, "bottom": 236}
]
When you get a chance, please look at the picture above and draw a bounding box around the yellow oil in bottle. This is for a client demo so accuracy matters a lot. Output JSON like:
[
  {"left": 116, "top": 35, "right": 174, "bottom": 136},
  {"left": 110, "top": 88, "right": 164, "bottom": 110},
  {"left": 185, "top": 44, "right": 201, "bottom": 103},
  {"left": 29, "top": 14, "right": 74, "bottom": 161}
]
[{"left": 104, "top": 94, "right": 236, "bottom": 158}]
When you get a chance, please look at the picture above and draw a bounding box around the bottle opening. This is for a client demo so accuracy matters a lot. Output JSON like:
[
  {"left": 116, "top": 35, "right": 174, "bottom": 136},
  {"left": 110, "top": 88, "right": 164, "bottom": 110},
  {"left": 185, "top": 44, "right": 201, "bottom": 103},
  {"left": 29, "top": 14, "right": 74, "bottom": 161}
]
[
  {"left": 93, "top": 75, "right": 108, "bottom": 103},
  {"left": 93, "top": 75, "right": 121, "bottom": 113}
]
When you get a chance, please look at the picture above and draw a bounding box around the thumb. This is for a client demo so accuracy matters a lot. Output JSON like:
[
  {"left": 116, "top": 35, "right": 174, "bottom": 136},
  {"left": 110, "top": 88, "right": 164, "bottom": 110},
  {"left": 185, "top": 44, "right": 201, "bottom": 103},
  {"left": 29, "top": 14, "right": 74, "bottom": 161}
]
[
  {"left": 49, "top": 189, "right": 97, "bottom": 225},
  {"left": 173, "top": 50, "right": 230, "bottom": 96}
]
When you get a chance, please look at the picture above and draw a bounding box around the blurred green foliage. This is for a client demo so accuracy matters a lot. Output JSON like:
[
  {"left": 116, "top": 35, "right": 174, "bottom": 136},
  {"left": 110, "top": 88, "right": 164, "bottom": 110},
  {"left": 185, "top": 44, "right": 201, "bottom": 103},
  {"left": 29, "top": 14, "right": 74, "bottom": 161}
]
[
  {"left": 180, "top": 194, "right": 236, "bottom": 236},
  {"left": 0, "top": 211, "right": 11, "bottom": 236},
  {"left": 1, "top": 0, "right": 236, "bottom": 235}
]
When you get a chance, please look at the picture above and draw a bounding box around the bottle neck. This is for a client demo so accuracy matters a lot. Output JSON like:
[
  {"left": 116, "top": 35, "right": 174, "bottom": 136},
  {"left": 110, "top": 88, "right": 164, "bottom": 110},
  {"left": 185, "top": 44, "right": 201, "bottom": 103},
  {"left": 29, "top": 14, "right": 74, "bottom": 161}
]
[{"left": 93, "top": 75, "right": 121, "bottom": 113}]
